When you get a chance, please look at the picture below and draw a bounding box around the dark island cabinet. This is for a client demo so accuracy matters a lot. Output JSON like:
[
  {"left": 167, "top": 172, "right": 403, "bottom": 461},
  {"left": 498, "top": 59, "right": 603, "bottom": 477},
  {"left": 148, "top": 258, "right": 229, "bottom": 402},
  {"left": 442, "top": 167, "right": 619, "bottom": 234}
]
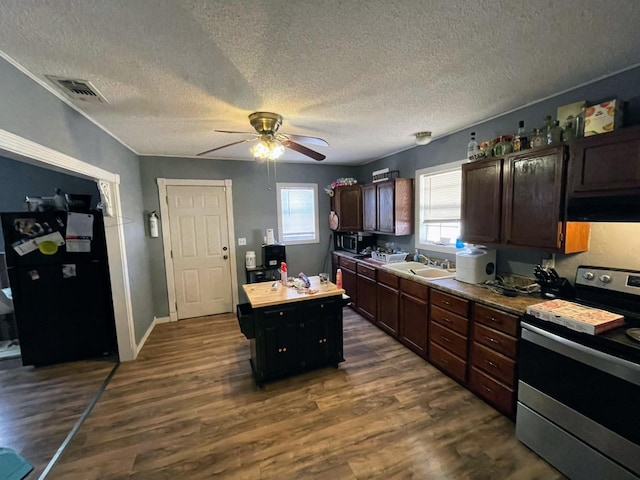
[
  {"left": 332, "top": 184, "right": 363, "bottom": 232},
  {"left": 399, "top": 278, "right": 429, "bottom": 358},
  {"left": 250, "top": 297, "right": 344, "bottom": 386}
]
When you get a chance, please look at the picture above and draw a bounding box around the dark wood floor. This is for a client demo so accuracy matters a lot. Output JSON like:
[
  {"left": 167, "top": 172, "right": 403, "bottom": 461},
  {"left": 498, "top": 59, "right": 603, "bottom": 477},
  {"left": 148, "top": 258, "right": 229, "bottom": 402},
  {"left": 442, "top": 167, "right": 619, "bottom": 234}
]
[{"left": 7, "top": 309, "right": 564, "bottom": 479}]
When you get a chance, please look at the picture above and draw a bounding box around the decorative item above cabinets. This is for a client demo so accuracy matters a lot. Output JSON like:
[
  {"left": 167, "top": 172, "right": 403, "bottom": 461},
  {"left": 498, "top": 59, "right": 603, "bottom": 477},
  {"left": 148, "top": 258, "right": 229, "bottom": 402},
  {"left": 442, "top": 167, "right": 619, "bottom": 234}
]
[
  {"left": 362, "top": 178, "right": 413, "bottom": 236},
  {"left": 461, "top": 146, "right": 590, "bottom": 254}
]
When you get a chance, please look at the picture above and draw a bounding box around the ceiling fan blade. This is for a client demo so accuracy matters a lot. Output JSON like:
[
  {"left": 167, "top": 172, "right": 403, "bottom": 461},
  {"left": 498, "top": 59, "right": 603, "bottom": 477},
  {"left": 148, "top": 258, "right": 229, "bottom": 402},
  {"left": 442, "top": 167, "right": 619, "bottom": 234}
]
[
  {"left": 281, "top": 140, "right": 326, "bottom": 161},
  {"left": 277, "top": 133, "right": 329, "bottom": 147},
  {"left": 215, "top": 130, "right": 259, "bottom": 136},
  {"left": 197, "top": 138, "right": 254, "bottom": 156}
]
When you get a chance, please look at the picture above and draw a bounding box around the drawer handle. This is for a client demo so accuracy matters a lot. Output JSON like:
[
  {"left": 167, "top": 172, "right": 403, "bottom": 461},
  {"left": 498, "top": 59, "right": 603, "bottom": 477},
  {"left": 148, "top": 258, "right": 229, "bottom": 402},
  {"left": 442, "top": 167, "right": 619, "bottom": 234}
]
[
  {"left": 485, "top": 336, "right": 499, "bottom": 345},
  {"left": 280, "top": 312, "right": 284, "bottom": 316},
  {"left": 440, "top": 358, "right": 449, "bottom": 365},
  {"left": 482, "top": 385, "right": 493, "bottom": 393},
  {"left": 283, "top": 347, "right": 287, "bottom": 352},
  {"left": 278, "top": 348, "right": 282, "bottom": 352},
  {"left": 443, "top": 300, "right": 450, "bottom": 305},
  {"left": 443, "top": 317, "right": 452, "bottom": 323},
  {"left": 441, "top": 335, "right": 451, "bottom": 343},
  {"left": 488, "top": 316, "right": 500, "bottom": 323},
  {"left": 485, "top": 359, "right": 498, "bottom": 369}
]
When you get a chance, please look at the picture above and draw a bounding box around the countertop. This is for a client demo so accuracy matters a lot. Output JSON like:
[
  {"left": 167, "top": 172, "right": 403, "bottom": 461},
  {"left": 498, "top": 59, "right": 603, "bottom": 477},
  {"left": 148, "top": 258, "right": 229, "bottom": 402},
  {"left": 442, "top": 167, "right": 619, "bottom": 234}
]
[
  {"left": 243, "top": 275, "right": 345, "bottom": 309},
  {"left": 333, "top": 250, "right": 544, "bottom": 316}
]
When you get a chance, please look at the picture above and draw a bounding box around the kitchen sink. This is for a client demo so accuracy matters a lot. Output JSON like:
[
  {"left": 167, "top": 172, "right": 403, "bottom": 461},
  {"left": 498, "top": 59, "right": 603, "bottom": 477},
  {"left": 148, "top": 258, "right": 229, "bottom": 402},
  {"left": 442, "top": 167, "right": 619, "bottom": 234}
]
[
  {"left": 382, "top": 262, "right": 455, "bottom": 279},
  {"left": 410, "top": 268, "right": 455, "bottom": 279}
]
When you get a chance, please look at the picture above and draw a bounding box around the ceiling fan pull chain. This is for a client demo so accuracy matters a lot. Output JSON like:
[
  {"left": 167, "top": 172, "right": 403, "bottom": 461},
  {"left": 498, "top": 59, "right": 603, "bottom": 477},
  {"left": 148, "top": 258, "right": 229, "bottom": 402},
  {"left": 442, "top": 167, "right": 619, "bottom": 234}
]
[{"left": 267, "top": 158, "right": 271, "bottom": 190}]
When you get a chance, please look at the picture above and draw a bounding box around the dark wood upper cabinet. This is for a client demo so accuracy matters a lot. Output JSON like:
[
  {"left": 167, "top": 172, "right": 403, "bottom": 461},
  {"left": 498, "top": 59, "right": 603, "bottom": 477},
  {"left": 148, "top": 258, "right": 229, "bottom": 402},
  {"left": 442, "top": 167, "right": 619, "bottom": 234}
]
[
  {"left": 332, "top": 184, "right": 362, "bottom": 232},
  {"left": 461, "top": 158, "right": 503, "bottom": 245},
  {"left": 568, "top": 125, "right": 640, "bottom": 197},
  {"left": 362, "top": 178, "right": 413, "bottom": 235},
  {"left": 461, "top": 146, "right": 589, "bottom": 253}
]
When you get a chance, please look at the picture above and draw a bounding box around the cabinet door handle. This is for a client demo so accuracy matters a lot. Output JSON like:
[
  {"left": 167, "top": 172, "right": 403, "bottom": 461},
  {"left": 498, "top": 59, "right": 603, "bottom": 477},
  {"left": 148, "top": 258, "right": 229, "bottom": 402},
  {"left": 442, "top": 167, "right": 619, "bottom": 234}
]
[
  {"left": 485, "top": 336, "right": 499, "bottom": 345},
  {"left": 485, "top": 359, "right": 498, "bottom": 368},
  {"left": 282, "top": 347, "right": 287, "bottom": 352},
  {"left": 441, "top": 335, "right": 451, "bottom": 343},
  {"left": 280, "top": 312, "right": 284, "bottom": 316},
  {"left": 278, "top": 348, "right": 282, "bottom": 353}
]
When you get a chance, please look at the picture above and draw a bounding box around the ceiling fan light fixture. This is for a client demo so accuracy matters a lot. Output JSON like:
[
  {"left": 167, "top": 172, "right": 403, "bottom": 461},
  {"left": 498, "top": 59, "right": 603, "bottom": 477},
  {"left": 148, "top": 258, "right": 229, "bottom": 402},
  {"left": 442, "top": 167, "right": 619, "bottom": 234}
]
[
  {"left": 415, "top": 131, "right": 432, "bottom": 145},
  {"left": 250, "top": 134, "right": 285, "bottom": 160}
]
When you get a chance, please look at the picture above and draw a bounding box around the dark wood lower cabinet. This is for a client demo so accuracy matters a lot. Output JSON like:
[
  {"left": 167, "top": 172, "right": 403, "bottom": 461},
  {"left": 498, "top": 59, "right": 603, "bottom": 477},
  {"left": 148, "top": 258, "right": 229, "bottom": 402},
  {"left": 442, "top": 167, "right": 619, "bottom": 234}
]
[
  {"left": 356, "top": 262, "right": 377, "bottom": 323},
  {"left": 399, "top": 278, "right": 428, "bottom": 358},
  {"left": 377, "top": 278, "right": 399, "bottom": 337}
]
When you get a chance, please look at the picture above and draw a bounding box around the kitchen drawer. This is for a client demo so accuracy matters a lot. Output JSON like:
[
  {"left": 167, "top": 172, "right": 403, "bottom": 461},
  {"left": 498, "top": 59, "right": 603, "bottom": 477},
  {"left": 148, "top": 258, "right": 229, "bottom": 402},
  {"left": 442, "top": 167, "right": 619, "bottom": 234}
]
[
  {"left": 471, "top": 343, "right": 515, "bottom": 387},
  {"left": 431, "top": 290, "right": 469, "bottom": 317},
  {"left": 356, "top": 262, "right": 377, "bottom": 280},
  {"left": 470, "top": 366, "right": 515, "bottom": 417},
  {"left": 430, "top": 305, "right": 469, "bottom": 336},
  {"left": 400, "top": 278, "right": 428, "bottom": 300},
  {"left": 473, "top": 323, "right": 517, "bottom": 358},
  {"left": 430, "top": 321, "right": 468, "bottom": 360},
  {"left": 429, "top": 341, "right": 467, "bottom": 384},
  {"left": 473, "top": 303, "right": 518, "bottom": 337},
  {"left": 339, "top": 256, "right": 357, "bottom": 272},
  {"left": 377, "top": 269, "right": 399, "bottom": 289}
]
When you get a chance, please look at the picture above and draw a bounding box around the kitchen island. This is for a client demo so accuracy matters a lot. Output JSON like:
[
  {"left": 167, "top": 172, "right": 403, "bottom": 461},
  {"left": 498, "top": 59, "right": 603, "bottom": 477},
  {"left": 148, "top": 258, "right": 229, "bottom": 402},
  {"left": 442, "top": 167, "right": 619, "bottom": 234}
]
[{"left": 239, "top": 276, "right": 346, "bottom": 386}]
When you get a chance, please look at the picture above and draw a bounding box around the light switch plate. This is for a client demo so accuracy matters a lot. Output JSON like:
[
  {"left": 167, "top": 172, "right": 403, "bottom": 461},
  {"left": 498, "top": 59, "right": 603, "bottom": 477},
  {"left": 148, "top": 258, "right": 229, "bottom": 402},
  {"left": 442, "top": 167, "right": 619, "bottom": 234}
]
[{"left": 238, "top": 237, "right": 246, "bottom": 246}]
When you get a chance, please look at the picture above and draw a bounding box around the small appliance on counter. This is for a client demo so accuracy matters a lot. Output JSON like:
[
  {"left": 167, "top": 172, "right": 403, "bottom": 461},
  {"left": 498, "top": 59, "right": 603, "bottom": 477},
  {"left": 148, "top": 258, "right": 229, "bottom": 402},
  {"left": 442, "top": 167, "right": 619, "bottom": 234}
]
[
  {"left": 334, "top": 232, "right": 376, "bottom": 254},
  {"left": 262, "top": 244, "right": 286, "bottom": 268},
  {"left": 455, "top": 247, "right": 496, "bottom": 284}
]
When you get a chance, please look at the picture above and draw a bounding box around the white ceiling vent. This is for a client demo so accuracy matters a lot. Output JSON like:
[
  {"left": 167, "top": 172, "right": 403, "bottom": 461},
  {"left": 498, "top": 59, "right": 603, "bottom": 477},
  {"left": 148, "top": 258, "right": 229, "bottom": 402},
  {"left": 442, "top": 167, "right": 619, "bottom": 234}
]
[{"left": 45, "top": 75, "right": 108, "bottom": 104}]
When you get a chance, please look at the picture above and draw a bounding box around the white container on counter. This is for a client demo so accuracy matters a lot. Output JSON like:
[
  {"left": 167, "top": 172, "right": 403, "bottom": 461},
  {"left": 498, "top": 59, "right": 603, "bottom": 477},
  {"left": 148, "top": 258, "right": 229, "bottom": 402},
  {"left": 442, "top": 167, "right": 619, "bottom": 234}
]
[
  {"left": 245, "top": 251, "right": 256, "bottom": 268},
  {"left": 455, "top": 247, "right": 496, "bottom": 284}
]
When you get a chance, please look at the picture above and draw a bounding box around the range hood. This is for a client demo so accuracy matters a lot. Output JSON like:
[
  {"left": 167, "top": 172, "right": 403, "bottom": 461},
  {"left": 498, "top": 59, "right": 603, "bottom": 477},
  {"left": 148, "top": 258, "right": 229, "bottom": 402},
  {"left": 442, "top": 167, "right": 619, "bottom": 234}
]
[{"left": 567, "top": 194, "right": 640, "bottom": 222}]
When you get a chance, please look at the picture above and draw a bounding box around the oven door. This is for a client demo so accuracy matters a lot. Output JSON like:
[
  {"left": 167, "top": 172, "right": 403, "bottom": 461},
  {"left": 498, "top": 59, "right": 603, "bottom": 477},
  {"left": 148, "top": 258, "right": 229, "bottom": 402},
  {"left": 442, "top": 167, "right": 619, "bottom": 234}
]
[{"left": 517, "top": 321, "right": 640, "bottom": 479}]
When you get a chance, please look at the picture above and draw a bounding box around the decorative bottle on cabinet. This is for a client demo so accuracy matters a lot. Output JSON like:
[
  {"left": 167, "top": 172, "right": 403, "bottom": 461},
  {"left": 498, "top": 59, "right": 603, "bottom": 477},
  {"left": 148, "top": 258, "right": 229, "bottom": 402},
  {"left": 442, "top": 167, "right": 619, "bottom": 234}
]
[{"left": 467, "top": 132, "right": 479, "bottom": 160}]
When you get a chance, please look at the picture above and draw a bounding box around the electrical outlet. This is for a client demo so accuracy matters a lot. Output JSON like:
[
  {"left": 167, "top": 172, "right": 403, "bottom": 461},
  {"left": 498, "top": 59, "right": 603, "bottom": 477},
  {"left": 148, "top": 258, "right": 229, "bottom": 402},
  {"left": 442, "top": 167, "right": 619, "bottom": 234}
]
[
  {"left": 541, "top": 254, "right": 555, "bottom": 269},
  {"left": 238, "top": 237, "right": 246, "bottom": 246}
]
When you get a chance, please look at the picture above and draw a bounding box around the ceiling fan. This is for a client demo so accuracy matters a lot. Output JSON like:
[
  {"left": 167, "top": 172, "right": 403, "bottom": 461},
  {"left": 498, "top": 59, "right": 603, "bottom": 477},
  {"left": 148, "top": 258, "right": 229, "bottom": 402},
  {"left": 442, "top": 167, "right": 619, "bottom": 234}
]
[{"left": 197, "top": 112, "right": 329, "bottom": 161}]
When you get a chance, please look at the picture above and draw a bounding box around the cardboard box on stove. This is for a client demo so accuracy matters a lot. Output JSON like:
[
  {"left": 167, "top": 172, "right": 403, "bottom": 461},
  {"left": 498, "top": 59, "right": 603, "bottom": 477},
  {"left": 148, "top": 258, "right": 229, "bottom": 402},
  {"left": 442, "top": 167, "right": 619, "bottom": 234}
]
[
  {"left": 584, "top": 99, "right": 624, "bottom": 136},
  {"left": 526, "top": 299, "right": 625, "bottom": 335}
]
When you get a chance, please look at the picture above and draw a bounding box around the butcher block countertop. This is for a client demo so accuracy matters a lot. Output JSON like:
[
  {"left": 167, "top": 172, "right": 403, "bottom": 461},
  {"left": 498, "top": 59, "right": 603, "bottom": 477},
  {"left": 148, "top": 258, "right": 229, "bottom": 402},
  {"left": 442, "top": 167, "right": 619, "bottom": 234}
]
[{"left": 243, "top": 275, "right": 345, "bottom": 309}]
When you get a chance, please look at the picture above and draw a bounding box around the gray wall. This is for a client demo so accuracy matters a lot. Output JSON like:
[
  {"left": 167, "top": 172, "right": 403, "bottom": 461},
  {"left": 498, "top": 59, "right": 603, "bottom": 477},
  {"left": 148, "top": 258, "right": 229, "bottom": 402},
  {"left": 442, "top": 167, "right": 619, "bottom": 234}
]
[
  {"left": 0, "top": 155, "right": 99, "bottom": 251},
  {"left": 0, "top": 57, "right": 154, "bottom": 343},
  {"left": 139, "top": 157, "right": 359, "bottom": 314},
  {"left": 358, "top": 66, "right": 640, "bottom": 281}
]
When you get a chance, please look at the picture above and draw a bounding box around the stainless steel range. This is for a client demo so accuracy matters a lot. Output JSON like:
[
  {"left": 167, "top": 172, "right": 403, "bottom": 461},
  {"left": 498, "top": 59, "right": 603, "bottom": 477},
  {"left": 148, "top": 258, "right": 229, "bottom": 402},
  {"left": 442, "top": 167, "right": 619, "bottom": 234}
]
[{"left": 517, "top": 266, "right": 640, "bottom": 480}]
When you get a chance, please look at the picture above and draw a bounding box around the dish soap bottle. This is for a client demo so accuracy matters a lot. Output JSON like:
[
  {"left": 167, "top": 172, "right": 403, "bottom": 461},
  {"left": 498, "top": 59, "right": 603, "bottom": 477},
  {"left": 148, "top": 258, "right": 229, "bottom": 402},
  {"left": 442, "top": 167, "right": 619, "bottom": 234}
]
[{"left": 414, "top": 249, "right": 420, "bottom": 262}]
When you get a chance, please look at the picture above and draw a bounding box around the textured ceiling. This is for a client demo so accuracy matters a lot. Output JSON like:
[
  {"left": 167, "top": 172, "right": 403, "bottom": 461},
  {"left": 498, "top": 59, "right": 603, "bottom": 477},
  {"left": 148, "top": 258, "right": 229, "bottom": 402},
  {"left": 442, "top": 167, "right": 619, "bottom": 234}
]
[{"left": 1, "top": 0, "right": 640, "bottom": 165}]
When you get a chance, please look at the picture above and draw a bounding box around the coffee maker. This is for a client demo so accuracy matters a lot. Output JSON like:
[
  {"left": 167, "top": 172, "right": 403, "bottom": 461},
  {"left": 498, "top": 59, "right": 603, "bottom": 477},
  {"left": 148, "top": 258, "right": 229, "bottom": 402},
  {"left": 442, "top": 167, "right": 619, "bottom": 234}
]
[{"left": 262, "top": 244, "right": 286, "bottom": 268}]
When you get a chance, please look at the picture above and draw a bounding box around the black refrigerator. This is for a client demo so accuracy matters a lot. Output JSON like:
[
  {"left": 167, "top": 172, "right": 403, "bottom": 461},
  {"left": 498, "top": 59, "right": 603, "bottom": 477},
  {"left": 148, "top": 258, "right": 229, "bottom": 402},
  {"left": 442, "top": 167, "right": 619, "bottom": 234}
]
[{"left": 1, "top": 211, "right": 118, "bottom": 366}]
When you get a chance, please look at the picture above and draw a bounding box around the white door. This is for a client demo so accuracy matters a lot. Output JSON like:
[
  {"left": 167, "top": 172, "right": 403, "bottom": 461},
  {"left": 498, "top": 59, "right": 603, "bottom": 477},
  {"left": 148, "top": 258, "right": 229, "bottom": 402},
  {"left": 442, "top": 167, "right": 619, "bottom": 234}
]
[{"left": 167, "top": 185, "right": 233, "bottom": 319}]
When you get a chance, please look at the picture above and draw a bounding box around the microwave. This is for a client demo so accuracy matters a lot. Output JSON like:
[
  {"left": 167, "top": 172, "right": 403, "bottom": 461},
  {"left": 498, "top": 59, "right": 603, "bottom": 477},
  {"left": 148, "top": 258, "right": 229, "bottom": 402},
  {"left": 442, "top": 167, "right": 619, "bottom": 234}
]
[{"left": 335, "top": 233, "right": 375, "bottom": 254}]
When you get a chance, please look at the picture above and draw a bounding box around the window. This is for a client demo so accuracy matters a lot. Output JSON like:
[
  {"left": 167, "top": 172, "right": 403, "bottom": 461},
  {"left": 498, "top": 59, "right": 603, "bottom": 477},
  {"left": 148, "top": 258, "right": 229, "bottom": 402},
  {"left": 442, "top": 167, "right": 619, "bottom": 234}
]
[
  {"left": 277, "top": 183, "right": 319, "bottom": 245},
  {"left": 415, "top": 161, "right": 464, "bottom": 249}
]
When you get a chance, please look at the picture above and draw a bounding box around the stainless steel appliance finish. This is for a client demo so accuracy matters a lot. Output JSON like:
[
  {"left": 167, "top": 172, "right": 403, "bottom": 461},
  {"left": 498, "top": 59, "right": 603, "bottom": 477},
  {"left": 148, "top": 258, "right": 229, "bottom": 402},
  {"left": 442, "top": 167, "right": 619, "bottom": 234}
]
[
  {"left": 517, "top": 266, "right": 640, "bottom": 480},
  {"left": 334, "top": 232, "right": 375, "bottom": 254}
]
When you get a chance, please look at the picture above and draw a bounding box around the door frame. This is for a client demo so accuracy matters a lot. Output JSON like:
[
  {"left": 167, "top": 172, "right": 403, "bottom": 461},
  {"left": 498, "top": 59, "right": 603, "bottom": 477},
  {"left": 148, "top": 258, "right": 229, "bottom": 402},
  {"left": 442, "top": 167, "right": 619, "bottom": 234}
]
[
  {"left": 0, "top": 128, "right": 137, "bottom": 361},
  {"left": 157, "top": 178, "right": 238, "bottom": 321}
]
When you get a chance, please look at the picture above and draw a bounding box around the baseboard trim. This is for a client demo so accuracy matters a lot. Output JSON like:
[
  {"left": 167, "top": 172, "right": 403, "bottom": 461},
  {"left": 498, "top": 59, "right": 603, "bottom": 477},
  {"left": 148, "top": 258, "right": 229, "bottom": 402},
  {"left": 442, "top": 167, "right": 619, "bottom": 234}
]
[{"left": 134, "top": 316, "right": 169, "bottom": 357}]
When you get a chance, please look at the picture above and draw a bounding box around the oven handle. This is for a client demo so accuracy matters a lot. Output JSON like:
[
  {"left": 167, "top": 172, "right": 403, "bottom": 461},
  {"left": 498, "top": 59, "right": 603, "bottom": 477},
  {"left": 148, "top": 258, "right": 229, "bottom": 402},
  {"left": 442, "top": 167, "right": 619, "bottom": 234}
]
[{"left": 521, "top": 322, "right": 640, "bottom": 387}]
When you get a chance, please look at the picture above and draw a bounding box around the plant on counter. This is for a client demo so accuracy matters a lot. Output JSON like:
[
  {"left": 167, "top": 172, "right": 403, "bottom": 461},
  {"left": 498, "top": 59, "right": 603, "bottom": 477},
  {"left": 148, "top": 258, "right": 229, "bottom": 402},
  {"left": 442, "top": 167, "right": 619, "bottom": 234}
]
[{"left": 324, "top": 177, "right": 358, "bottom": 196}]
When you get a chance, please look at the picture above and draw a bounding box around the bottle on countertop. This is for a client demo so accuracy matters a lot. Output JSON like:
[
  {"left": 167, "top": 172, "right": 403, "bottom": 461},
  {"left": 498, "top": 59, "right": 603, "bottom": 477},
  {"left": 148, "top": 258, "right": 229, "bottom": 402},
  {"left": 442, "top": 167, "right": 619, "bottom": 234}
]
[
  {"left": 336, "top": 268, "right": 343, "bottom": 289},
  {"left": 414, "top": 249, "right": 420, "bottom": 262},
  {"left": 280, "top": 262, "right": 288, "bottom": 284}
]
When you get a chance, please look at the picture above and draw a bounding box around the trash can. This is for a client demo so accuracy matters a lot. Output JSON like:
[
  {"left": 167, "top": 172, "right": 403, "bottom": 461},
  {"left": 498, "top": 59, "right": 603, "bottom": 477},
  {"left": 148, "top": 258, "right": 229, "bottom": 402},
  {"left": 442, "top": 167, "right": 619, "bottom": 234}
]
[{"left": 236, "top": 303, "right": 254, "bottom": 339}]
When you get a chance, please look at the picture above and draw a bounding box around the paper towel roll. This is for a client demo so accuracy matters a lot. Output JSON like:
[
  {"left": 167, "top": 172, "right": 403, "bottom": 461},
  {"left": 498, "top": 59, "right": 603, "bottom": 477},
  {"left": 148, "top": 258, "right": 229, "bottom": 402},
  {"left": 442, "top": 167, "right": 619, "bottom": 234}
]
[{"left": 266, "top": 228, "right": 275, "bottom": 245}]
